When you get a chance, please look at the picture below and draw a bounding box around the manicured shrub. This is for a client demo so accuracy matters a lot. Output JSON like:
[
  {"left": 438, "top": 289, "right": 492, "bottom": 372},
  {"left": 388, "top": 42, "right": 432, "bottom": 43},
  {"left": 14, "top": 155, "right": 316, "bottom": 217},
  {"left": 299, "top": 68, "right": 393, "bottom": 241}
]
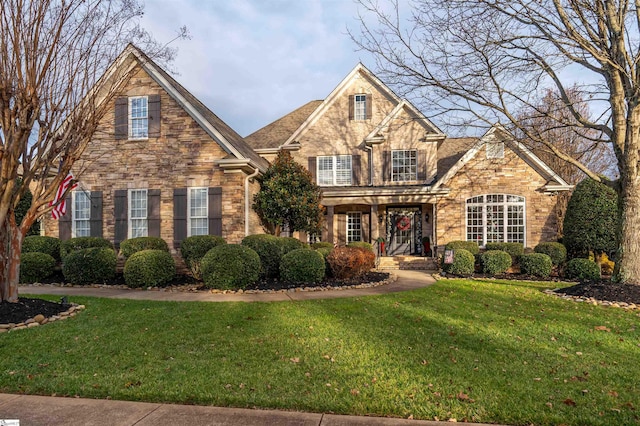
[
  {"left": 519, "top": 253, "right": 553, "bottom": 277},
  {"left": 241, "top": 234, "right": 282, "bottom": 279},
  {"left": 315, "top": 247, "right": 333, "bottom": 276},
  {"left": 326, "top": 246, "right": 375, "bottom": 279},
  {"left": 485, "top": 242, "right": 524, "bottom": 260},
  {"left": 280, "top": 249, "right": 325, "bottom": 284},
  {"left": 201, "top": 244, "right": 260, "bottom": 290},
  {"left": 62, "top": 247, "right": 116, "bottom": 285},
  {"left": 347, "top": 241, "right": 374, "bottom": 252},
  {"left": 60, "top": 237, "right": 113, "bottom": 260},
  {"left": 22, "top": 236, "right": 61, "bottom": 261},
  {"left": 442, "top": 249, "right": 475, "bottom": 275},
  {"left": 479, "top": 250, "right": 512, "bottom": 275},
  {"left": 180, "top": 235, "right": 226, "bottom": 279},
  {"left": 445, "top": 240, "right": 479, "bottom": 256},
  {"left": 534, "top": 242, "right": 567, "bottom": 266},
  {"left": 277, "top": 237, "right": 307, "bottom": 255},
  {"left": 565, "top": 258, "right": 601, "bottom": 282},
  {"left": 124, "top": 250, "right": 176, "bottom": 288},
  {"left": 119, "top": 236, "right": 169, "bottom": 259},
  {"left": 311, "top": 242, "right": 334, "bottom": 250},
  {"left": 19, "top": 252, "right": 55, "bottom": 283}
]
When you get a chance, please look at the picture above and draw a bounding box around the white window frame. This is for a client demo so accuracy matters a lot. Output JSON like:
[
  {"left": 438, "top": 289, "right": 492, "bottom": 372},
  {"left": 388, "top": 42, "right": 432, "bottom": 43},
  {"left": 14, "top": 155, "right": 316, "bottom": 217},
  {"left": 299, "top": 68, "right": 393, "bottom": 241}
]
[
  {"left": 486, "top": 141, "right": 504, "bottom": 159},
  {"left": 391, "top": 149, "right": 417, "bottom": 182},
  {"left": 188, "top": 187, "right": 209, "bottom": 236},
  {"left": 354, "top": 94, "right": 367, "bottom": 120},
  {"left": 128, "top": 189, "right": 148, "bottom": 238},
  {"left": 317, "top": 155, "right": 352, "bottom": 186},
  {"left": 129, "top": 96, "right": 149, "bottom": 139},
  {"left": 465, "top": 194, "right": 525, "bottom": 247},
  {"left": 347, "top": 211, "right": 362, "bottom": 243},
  {"left": 72, "top": 191, "right": 91, "bottom": 238}
]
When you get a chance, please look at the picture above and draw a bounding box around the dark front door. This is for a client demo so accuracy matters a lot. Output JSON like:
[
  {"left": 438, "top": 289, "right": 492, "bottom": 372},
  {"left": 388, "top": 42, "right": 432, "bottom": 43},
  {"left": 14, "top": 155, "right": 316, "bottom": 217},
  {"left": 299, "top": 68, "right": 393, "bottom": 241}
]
[{"left": 386, "top": 207, "right": 422, "bottom": 256}]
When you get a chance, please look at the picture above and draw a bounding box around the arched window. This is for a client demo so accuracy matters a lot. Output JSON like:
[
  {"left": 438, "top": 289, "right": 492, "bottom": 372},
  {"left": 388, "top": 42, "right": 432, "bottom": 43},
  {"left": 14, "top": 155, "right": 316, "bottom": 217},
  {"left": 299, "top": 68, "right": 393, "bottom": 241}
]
[{"left": 466, "top": 194, "right": 525, "bottom": 246}]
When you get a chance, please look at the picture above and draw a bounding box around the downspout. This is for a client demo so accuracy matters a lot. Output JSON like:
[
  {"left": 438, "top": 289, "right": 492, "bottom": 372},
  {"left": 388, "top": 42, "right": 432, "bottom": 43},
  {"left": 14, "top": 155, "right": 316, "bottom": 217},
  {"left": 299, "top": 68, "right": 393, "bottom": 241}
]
[
  {"left": 245, "top": 166, "right": 260, "bottom": 237},
  {"left": 364, "top": 144, "right": 374, "bottom": 186}
]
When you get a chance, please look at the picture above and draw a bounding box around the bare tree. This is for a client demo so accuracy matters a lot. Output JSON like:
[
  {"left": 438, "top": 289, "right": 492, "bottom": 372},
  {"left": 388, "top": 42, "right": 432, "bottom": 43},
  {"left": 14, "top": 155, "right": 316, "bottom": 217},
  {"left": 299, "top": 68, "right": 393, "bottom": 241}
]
[
  {"left": 352, "top": 0, "right": 640, "bottom": 284},
  {"left": 0, "top": 0, "right": 184, "bottom": 302}
]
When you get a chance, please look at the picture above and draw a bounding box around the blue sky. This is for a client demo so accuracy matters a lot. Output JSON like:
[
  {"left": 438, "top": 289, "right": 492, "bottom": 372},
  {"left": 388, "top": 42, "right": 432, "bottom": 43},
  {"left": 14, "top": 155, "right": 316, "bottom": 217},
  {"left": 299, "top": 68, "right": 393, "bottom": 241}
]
[{"left": 141, "top": 0, "right": 382, "bottom": 136}]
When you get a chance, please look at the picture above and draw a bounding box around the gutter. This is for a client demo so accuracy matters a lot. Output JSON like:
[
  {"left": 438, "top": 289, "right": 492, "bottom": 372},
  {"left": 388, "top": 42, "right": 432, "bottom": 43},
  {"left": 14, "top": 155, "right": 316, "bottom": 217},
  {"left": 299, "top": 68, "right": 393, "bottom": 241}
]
[{"left": 245, "top": 166, "right": 260, "bottom": 236}]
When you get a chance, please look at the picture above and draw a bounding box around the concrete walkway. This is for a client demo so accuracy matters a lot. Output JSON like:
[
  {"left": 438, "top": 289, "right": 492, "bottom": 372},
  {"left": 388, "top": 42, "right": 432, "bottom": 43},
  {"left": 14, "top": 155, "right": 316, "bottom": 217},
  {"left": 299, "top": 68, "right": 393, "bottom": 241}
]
[
  {"left": 5, "top": 271, "right": 507, "bottom": 426},
  {"left": 19, "top": 269, "right": 437, "bottom": 302}
]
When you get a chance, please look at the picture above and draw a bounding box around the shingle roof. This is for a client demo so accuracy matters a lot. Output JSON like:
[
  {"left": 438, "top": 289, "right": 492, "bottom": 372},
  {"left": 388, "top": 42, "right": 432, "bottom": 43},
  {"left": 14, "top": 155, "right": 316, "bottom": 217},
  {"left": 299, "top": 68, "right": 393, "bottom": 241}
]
[
  {"left": 245, "top": 100, "right": 323, "bottom": 149},
  {"left": 437, "top": 137, "right": 478, "bottom": 178},
  {"left": 131, "top": 46, "right": 269, "bottom": 171}
]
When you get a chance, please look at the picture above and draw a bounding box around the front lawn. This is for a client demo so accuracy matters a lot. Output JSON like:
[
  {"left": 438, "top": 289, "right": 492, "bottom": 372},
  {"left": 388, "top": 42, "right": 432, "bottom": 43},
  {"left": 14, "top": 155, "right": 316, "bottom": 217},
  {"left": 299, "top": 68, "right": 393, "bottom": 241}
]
[{"left": 2, "top": 279, "right": 639, "bottom": 425}]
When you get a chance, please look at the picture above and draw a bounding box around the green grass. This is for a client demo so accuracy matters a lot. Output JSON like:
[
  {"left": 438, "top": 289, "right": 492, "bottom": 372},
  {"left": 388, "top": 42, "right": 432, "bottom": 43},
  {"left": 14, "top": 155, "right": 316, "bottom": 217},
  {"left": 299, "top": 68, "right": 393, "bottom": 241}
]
[{"left": 2, "top": 278, "right": 639, "bottom": 425}]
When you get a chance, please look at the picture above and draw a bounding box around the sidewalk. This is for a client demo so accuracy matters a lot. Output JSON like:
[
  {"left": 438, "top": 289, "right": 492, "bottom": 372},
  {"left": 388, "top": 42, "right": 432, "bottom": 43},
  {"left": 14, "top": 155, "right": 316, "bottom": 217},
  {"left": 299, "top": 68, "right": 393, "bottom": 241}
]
[{"left": 19, "top": 269, "right": 437, "bottom": 303}]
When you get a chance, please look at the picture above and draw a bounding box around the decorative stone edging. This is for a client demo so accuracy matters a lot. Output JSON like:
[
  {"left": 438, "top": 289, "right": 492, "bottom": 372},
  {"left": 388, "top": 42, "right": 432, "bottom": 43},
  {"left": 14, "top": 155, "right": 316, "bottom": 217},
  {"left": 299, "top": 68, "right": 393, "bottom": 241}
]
[
  {"left": 0, "top": 304, "right": 85, "bottom": 333},
  {"left": 543, "top": 289, "right": 640, "bottom": 311}
]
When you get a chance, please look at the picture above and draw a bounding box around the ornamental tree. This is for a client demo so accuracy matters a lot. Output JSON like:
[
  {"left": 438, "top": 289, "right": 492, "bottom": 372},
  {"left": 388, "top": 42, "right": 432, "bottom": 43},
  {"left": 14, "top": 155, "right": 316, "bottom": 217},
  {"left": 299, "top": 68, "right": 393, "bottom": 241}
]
[{"left": 253, "top": 151, "right": 323, "bottom": 236}]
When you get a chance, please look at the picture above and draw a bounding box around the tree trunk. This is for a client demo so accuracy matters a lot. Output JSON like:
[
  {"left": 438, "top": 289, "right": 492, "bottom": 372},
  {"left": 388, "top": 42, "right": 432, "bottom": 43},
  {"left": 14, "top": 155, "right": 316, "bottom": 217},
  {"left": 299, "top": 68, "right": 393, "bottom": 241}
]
[
  {"left": 614, "top": 178, "right": 640, "bottom": 284},
  {"left": 0, "top": 214, "right": 24, "bottom": 303}
]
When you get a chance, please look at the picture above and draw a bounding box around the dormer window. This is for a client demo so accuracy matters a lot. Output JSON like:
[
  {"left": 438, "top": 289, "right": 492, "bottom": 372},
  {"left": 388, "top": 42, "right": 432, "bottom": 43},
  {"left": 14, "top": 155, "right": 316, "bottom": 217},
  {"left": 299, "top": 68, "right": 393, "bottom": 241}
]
[{"left": 129, "top": 96, "right": 148, "bottom": 139}]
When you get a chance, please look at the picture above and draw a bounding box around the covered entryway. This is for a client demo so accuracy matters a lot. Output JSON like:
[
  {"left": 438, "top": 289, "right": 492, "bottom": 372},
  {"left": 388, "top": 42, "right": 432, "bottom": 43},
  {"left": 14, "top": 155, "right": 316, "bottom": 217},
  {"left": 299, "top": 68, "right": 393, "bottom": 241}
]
[{"left": 386, "top": 206, "right": 422, "bottom": 256}]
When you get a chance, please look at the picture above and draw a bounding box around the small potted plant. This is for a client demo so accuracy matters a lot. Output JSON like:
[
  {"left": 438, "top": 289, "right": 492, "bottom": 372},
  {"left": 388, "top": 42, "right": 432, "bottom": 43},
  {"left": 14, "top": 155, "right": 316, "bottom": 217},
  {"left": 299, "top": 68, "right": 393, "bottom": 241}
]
[
  {"left": 376, "top": 236, "right": 386, "bottom": 255},
  {"left": 422, "top": 236, "right": 432, "bottom": 257}
]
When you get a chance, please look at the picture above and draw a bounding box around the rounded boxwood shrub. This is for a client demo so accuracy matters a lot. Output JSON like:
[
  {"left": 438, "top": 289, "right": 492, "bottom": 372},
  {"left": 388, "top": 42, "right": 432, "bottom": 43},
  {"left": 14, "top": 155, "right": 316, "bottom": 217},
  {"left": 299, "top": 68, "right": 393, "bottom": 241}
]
[
  {"left": 120, "top": 236, "right": 169, "bottom": 259},
  {"left": 485, "top": 242, "right": 524, "bottom": 260},
  {"left": 315, "top": 247, "right": 333, "bottom": 276},
  {"left": 124, "top": 249, "right": 176, "bottom": 288},
  {"left": 479, "top": 250, "right": 512, "bottom": 275},
  {"left": 565, "top": 258, "right": 601, "bottom": 282},
  {"left": 180, "top": 235, "right": 226, "bottom": 279},
  {"left": 60, "top": 237, "right": 113, "bottom": 260},
  {"left": 519, "top": 253, "right": 553, "bottom": 277},
  {"left": 445, "top": 241, "right": 479, "bottom": 256},
  {"left": 62, "top": 247, "right": 117, "bottom": 285},
  {"left": 19, "top": 252, "right": 56, "bottom": 283},
  {"left": 347, "top": 241, "right": 374, "bottom": 252},
  {"left": 201, "top": 244, "right": 260, "bottom": 290},
  {"left": 442, "top": 249, "right": 475, "bottom": 275},
  {"left": 280, "top": 248, "right": 325, "bottom": 284},
  {"left": 22, "top": 236, "right": 61, "bottom": 261},
  {"left": 277, "top": 237, "right": 307, "bottom": 255},
  {"left": 311, "top": 242, "right": 334, "bottom": 250},
  {"left": 534, "top": 242, "right": 567, "bottom": 266},
  {"left": 241, "top": 234, "right": 282, "bottom": 279}
]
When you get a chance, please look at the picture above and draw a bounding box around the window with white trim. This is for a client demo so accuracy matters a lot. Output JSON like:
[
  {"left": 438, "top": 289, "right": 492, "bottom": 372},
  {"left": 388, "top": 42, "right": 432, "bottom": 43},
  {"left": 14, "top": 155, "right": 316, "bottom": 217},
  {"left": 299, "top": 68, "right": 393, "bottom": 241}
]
[
  {"left": 486, "top": 140, "right": 504, "bottom": 159},
  {"left": 347, "top": 212, "right": 362, "bottom": 243},
  {"left": 129, "top": 189, "right": 148, "bottom": 238},
  {"left": 392, "top": 150, "right": 417, "bottom": 182},
  {"left": 317, "top": 155, "right": 352, "bottom": 186},
  {"left": 466, "top": 194, "right": 525, "bottom": 246},
  {"left": 72, "top": 191, "right": 90, "bottom": 237},
  {"left": 129, "top": 96, "right": 148, "bottom": 139},
  {"left": 188, "top": 187, "right": 208, "bottom": 236},
  {"left": 354, "top": 94, "right": 367, "bottom": 120}
]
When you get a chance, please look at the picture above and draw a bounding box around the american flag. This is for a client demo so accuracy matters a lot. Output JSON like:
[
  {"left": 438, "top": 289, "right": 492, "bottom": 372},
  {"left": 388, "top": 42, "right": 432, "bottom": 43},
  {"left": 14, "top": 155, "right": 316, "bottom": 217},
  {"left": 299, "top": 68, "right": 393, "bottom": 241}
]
[{"left": 50, "top": 174, "right": 77, "bottom": 220}]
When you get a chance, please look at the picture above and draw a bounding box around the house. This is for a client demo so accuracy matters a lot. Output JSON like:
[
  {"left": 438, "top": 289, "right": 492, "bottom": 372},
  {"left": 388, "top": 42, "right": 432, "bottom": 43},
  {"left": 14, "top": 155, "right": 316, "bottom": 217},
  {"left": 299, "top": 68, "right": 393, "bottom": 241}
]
[
  {"left": 246, "top": 64, "right": 571, "bottom": 255},
  {"left": 44, "top": 44, "right": 269, "bottom": 254}
]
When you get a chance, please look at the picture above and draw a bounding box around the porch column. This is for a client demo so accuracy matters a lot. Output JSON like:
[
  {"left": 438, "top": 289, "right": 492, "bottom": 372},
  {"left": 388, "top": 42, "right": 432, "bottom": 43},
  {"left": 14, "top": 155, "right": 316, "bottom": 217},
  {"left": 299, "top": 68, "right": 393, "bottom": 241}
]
[
  {"left": 370, "top": 204, "right": 379, "bottom": 242},
  {"left": 326, "top": 205, "right": 334, "bottom": 243}
]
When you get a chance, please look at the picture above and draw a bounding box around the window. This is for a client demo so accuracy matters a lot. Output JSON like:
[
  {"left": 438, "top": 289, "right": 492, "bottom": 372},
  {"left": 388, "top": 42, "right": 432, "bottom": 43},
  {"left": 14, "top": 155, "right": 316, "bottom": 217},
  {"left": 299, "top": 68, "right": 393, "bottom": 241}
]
[
  {"left": 392, "top": 150, "right": 417, "bottom": 182},
  {"left": 486, "top": 141, "right": 504, "bottom": 159},
  {"left": 72, "top": 191, "right": 90, "bottom": 237},
  {"left": 317, "top": 155, "right": 352, "bottom": 186},
  {"left": 129, "top": 189, "right": 148, "bottom": 238},
  {"left": 466, "top": 194, "right": 525, "bottom": 246},
  {"left": 347, "top": 212, "right": 362, "bottom": 243},
  {"left": 129, "top": 96, "right": 148, "bottom": 139},
  {"left": 354, "top": 94, "right": 367, "bottom": 120},
  {"left": 188, "top": 188, "right": 208, "bottom": 236}
]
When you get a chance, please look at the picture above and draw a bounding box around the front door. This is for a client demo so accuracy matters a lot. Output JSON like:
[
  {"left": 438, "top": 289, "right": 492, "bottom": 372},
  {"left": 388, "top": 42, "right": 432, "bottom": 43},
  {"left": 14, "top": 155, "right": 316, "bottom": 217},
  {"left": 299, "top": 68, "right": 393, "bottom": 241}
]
[{"left": 386, "top": 207, "right": 422, "bottom": 256}]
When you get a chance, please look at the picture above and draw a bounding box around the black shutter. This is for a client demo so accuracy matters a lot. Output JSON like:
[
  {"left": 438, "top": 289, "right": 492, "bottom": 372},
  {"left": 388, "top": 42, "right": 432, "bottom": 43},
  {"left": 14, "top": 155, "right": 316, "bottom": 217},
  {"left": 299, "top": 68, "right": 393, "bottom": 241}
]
[
  {"left": 59, "top": 194, "right": 72, "bottom": 240},
  {"left": 114, "top": 97, "right": 128, "bottom": 140},
  {"left": 209, "top": 187, "right": 222, "bottom": 236},
  {"left": 365, "top": 94, "right": 372, "bottom": 120},
  {"left": 352, "top": 154, "right": 361, "bottom": 186},
  {"left": 348, "top": 95, "right": 354, "bottom": 120},
  {"left": 173, "top": 188, "right": 187, "bottom": 249},
  {"left": 89, "top": 191, "right": 103, "bottom": 238},
  {"left": 148, "top": 94, "right": 161, "bottom": 137},
  {"left": 308, "top": 157, "right": 317, "bottom": 183},
  {"left": 148, "top": 189, "right": 161, "bottom": 237},
  {"left": 383, "top": 151, "right": 391, "bottom": 182},
  {"left": 114, "top": 190, "right": 128, "bottom": 247},
  {"left": 417, "top": 149, "right": 427, "bottom": 181}
]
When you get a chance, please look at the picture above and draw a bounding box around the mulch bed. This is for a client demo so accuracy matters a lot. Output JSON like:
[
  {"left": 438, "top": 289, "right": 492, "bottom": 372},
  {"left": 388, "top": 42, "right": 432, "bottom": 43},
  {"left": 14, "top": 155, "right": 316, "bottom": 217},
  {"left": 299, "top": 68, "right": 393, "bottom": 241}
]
[
  {"left": 554, "top": 281, "right": 640, "bottom": 305},
  {"left": 0, "top": 297, "right": 70, "bottom": 325}
]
